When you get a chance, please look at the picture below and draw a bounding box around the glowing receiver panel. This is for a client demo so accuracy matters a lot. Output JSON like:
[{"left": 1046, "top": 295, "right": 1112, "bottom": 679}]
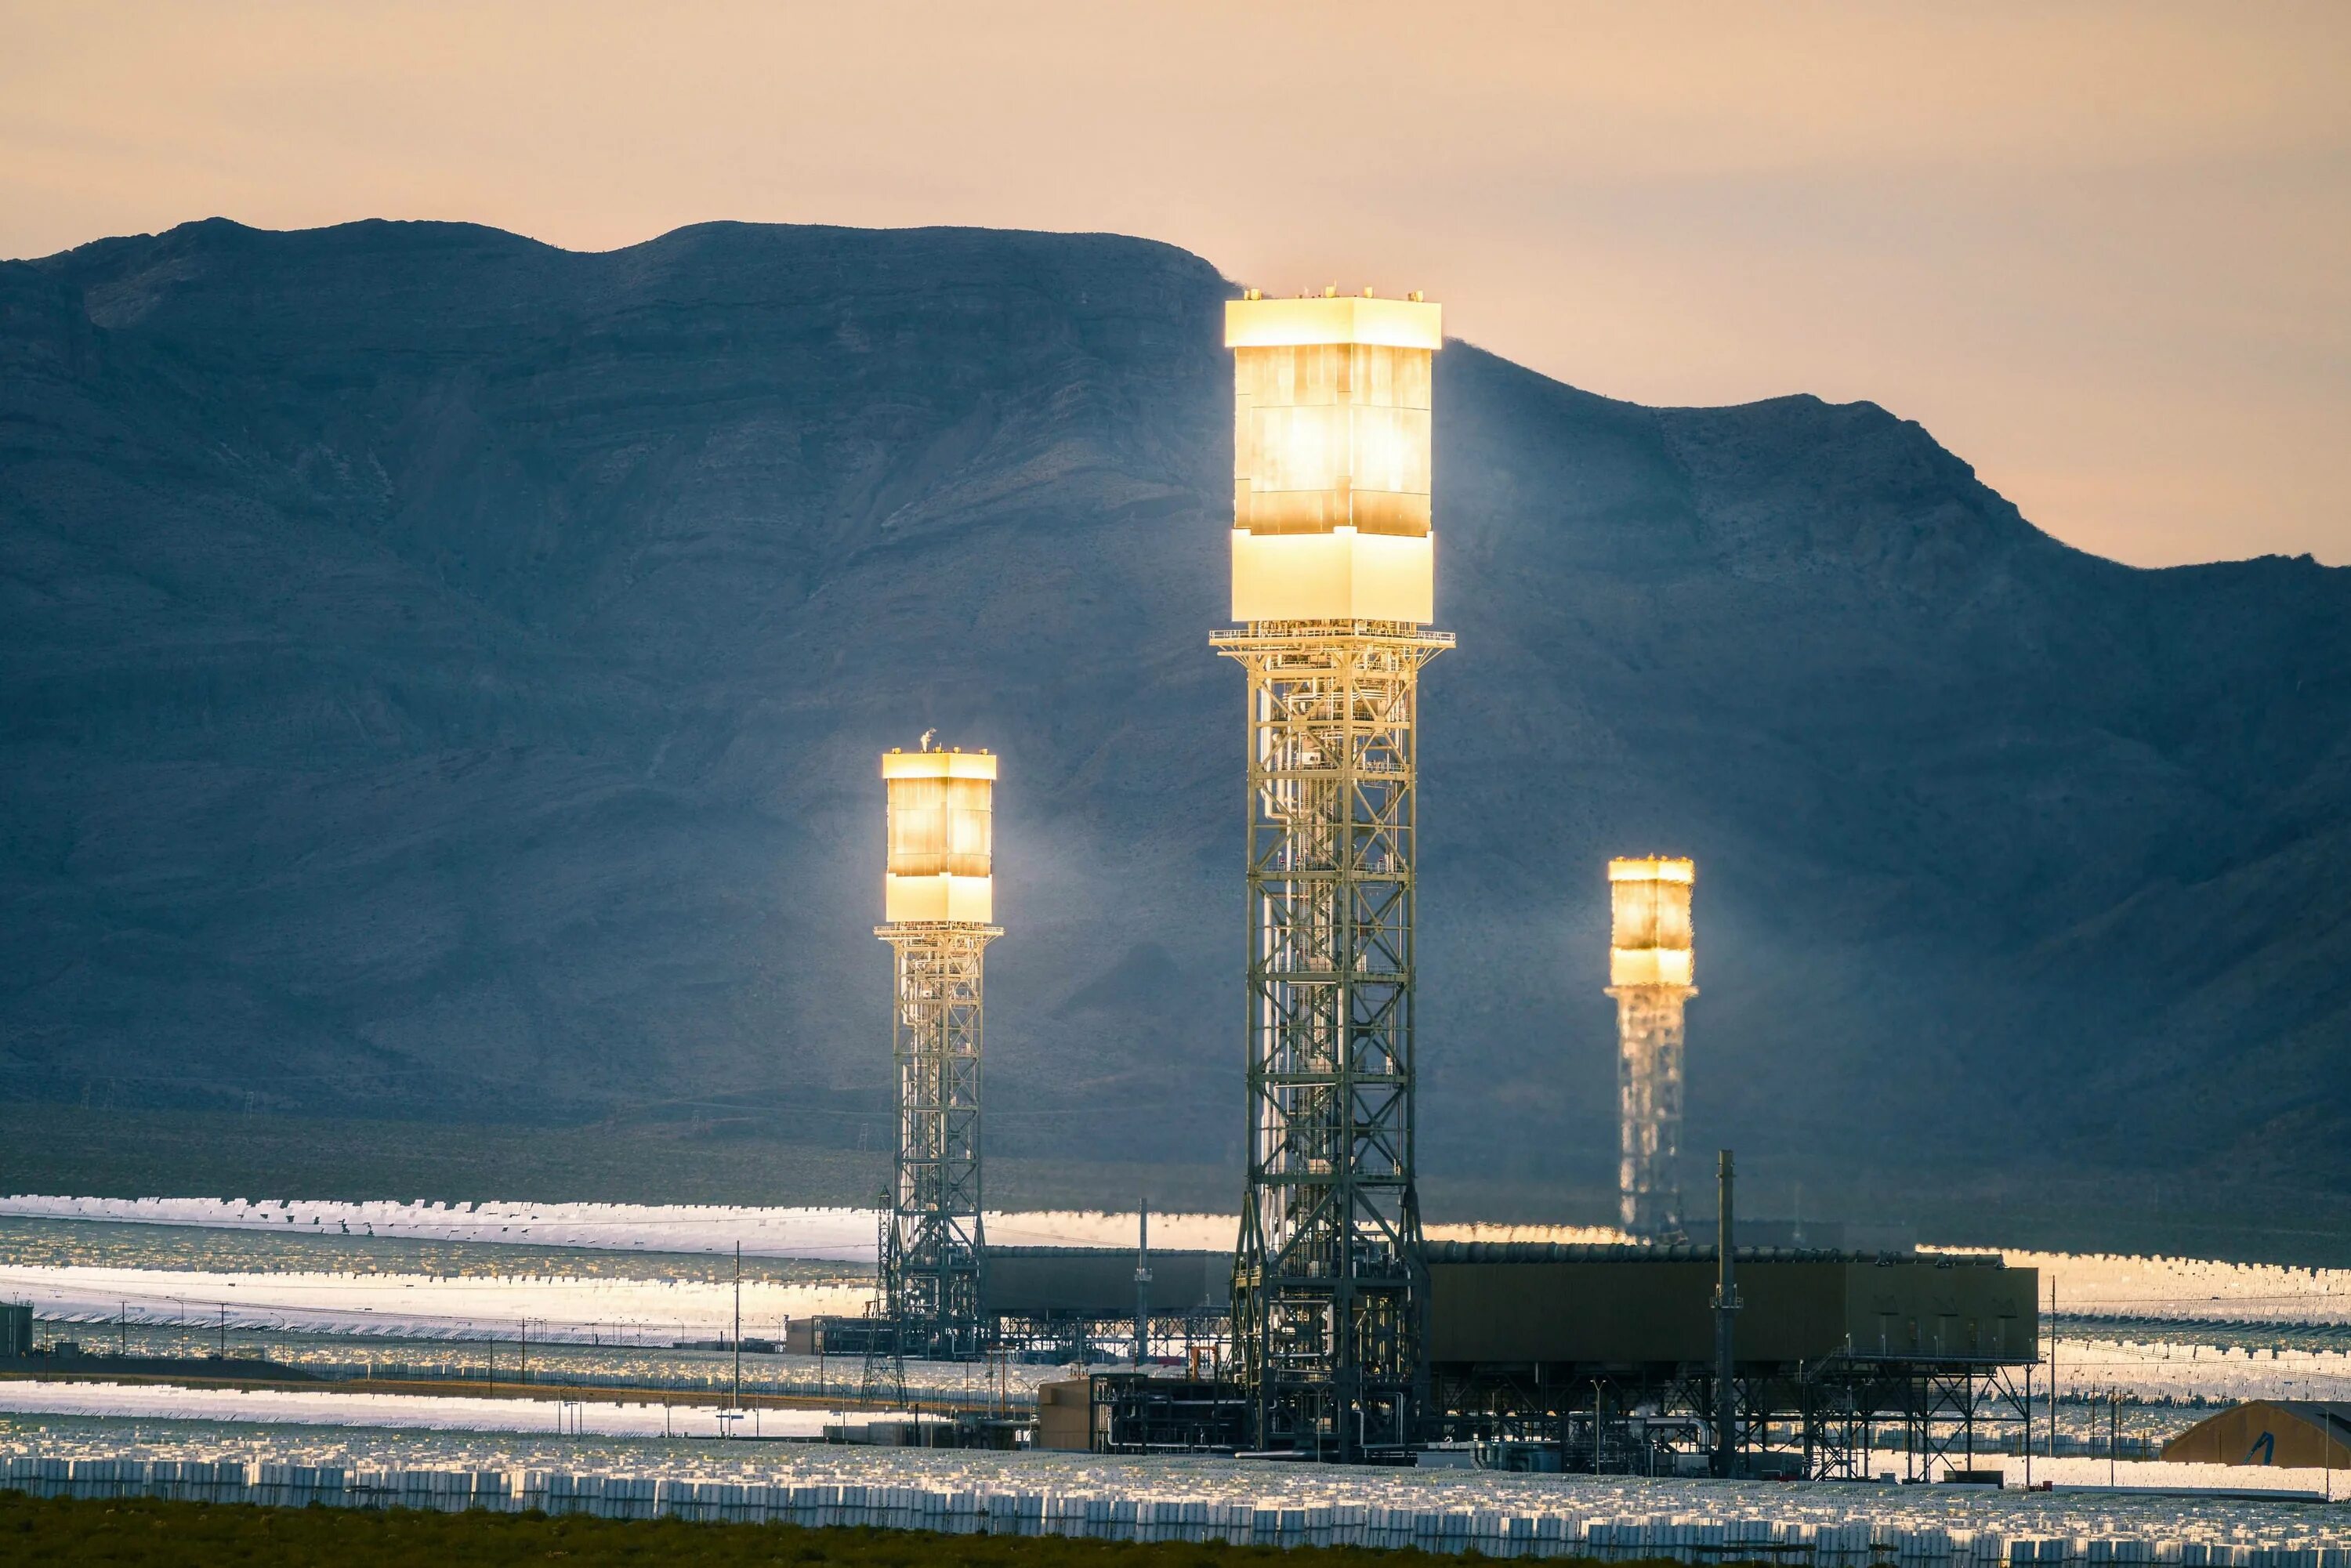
[
  {"left": 1608, "top": 856, "right": 1695, "bottom": 988},
  {"left": 1227, "top": 293, "right": 1441, "bottom": 623},
  {"left": 883, "top": 748, "right": 995, "bottom": 924}
]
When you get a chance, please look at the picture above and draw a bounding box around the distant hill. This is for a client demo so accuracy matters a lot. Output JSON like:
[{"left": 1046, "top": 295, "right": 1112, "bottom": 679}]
[{"left": 3, "top": 218, "right": 2346, "bottom": 1226}]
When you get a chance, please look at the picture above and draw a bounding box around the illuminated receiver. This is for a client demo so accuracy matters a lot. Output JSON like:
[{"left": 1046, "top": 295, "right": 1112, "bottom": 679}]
[
  {"left": 1227, "top": 289, "right": 1441, "bottom": 623},
  {"left": 882, "top": 747, "right": 994, "bottom": 925}
]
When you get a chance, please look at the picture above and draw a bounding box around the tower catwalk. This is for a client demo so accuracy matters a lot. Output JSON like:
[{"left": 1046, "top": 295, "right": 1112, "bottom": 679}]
[
  {"left": 875, "top": 741, "right": 1001, "bottom": 1360},
  {"left": 1214, "top": 287, "right": 1449, "bottom": 1459},
  {"left": 1607, "top": 856, "right": 1697, "bottom": 1240}
]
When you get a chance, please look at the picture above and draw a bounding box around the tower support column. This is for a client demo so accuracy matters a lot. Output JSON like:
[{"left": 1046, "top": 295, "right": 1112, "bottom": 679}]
[
  {"left": 1612, "top": 987, "right": 1690, "bottom": 1235},
  {"left": 875, "top": 920, "right": 998, "bottom": 1358},
  {"left": 1215, "top": 620, "right": 1449, "bottom": 1458}
]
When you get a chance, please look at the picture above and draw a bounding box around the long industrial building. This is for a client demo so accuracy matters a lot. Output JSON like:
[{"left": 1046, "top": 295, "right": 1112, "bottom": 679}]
[
  {"left": 1424, "top": 1241, "right": 2038, "bottom": 1477},
  {"left": 800, "top": 1244, "right": 1230, "bottom": 1363},
  {"left": 1057, "top": 1242, "right": 2038, "bottom": 1476},
  {"left": 984, "top": 1247, "right": 1231, "bottom": 1359}
]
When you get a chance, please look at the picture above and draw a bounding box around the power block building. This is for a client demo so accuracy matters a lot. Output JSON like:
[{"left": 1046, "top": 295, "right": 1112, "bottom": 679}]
[
  {"left": 1214, "top": 288, "right": 1451, "bottom": 1460},
  {"left": 876, "top": 742, "right": 1001, "bottom": 1360}
]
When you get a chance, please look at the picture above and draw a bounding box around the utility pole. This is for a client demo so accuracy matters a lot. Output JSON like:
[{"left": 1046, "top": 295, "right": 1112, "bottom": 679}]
[
  {"left": 2023, "top": 1363, "right": 2033, "bottom": 1490},
  {"left": 1133, "top": 1197, "right": 1152, "bottom": 1370},
  {"left": 1712, "top": 1150, "right": 1740, "bottom": 1479},
  {"left": 734, "top": 1242, "right": 744, "bottom": 1412},
  {"left": 2049, "top": 1276, "right": 2058, "bottom": 1461}
]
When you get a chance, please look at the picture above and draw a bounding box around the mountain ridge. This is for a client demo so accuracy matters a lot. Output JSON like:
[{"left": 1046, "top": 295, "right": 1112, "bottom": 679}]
[{"left": 3, "top": 217, "right": 2346, "bottom": 1217}]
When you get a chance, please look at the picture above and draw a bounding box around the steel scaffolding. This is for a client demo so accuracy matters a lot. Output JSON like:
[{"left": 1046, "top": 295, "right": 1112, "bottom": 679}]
[
  {"left": 1213, "top": 617, "right": 1451, "bottom": 1459},
  {"left": 1425, "top": 1359, "right": 2030, "bottom": 1480},
  {"left": 1613, "top": 987, "right": 1692, "bottom": 1237},
  {"left": 875, "top": 919, "right": 1000, "bottom": 1360}
]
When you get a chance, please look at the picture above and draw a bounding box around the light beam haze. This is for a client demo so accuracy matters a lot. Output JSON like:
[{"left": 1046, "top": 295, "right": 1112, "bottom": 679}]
[{"left": 3, "top": 0, "right": 2344, "bottom": 565}]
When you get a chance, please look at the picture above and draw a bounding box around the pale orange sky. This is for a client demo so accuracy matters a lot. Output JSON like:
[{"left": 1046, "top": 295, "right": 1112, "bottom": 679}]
[{"left": 4, "top": 0, "right": 2345, "bottom": 566}]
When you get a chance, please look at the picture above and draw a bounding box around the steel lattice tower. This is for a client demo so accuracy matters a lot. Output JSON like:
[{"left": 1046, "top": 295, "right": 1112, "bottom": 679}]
[
  {"left": 1607, "top": 856, "right": 1697, "bottom": 1240},
  {"left": 1214, "top": 287, "right": 1449, "bottom": 1459},
  {"left": 876, "top": 743, "right": 1001, "bottom": 1360}
]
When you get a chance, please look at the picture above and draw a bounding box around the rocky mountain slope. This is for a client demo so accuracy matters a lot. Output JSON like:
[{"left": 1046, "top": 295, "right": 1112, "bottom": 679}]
[{"left": 3, "top": 219, "right": 2345, "bottom": 1208}]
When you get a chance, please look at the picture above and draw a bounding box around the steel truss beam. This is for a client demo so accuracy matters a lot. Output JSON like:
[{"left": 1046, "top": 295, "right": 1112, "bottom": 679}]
[
  {"left": 1426, "top": 1357, "right": 2030, "bottom": 1479},
  {"left": 985, "top": 1309, "right": 1232, "bottom": 1363},
  {"left": 875, "top": 919, "right": 1001, "bottom": 1360},
  {"left": 1212, "top": 618, "right": 1452, "bottom": 1460},
  {"left": 1796, "top": 1359, "right": 2031, "bottom": 1482}
]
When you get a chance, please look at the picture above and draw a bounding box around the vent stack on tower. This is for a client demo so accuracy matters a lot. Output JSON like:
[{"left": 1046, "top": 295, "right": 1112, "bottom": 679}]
[
  {"left": 875, "top": 741, "right": 1001, "bottom": 1359},
  {"left": 1607, "top": 856, "right": 1697, "bottom": 1240},
  {"left": 1214, "top": 286, "right": 1452, "bottom": 1460}
]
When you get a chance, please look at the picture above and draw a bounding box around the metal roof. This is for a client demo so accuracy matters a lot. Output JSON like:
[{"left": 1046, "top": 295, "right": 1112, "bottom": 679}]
[{"left": 1420, "top": 1240, "right": 2002, "bottom": 1266}]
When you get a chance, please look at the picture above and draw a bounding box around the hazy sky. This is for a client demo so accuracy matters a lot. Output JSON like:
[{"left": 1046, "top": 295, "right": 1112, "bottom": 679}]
[{"left": 5, "top": 1, "right": 2346, "bottom": 567}]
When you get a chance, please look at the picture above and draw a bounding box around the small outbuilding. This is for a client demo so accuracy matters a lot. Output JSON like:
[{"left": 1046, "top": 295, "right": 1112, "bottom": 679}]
[
  {"left": 1034, "top": 1379, "right": 1096, "bottom": 1452},
  {"left": 2161, "top": 1401, "right": 2351, "bottom": 1468},
  {"left": 2, "top": 1302, "right": 31, "bottom": 1359}
]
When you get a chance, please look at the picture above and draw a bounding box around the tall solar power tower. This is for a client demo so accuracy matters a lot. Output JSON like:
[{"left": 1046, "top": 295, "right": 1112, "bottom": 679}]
[
  {"left": 876, "top": 741, "right": 1001, "bottom": 1360},
  {"left": 1214, "top": 286, "right": 1450, "bottom": 1459},
  {"left": 1607, "top": 856, "right": 1697, "bottom": 1239}
]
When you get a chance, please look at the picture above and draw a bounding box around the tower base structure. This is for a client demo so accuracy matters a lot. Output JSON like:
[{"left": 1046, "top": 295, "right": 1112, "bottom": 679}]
[
  {"left": 877, "top": 918, "right": 1000, "bottom": 1361},
  {"left": 1215, "top": 617, "right": 1450, "bottom": 1460},
  {"left": 1612, "top": 983, "right": 1694, "bottom": 1238}
]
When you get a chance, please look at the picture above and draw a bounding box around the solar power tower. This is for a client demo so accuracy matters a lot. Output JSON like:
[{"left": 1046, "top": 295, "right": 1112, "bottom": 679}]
[
  {"left": 875, "top": 741, "right": 1001, "bottom": 1360},
  {"left": 1213, "top": 287, "right": 1451, "bottom": 1459},
  {"left": 1607, "top": 856, "right": 1697, "bottom": 1240}
]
